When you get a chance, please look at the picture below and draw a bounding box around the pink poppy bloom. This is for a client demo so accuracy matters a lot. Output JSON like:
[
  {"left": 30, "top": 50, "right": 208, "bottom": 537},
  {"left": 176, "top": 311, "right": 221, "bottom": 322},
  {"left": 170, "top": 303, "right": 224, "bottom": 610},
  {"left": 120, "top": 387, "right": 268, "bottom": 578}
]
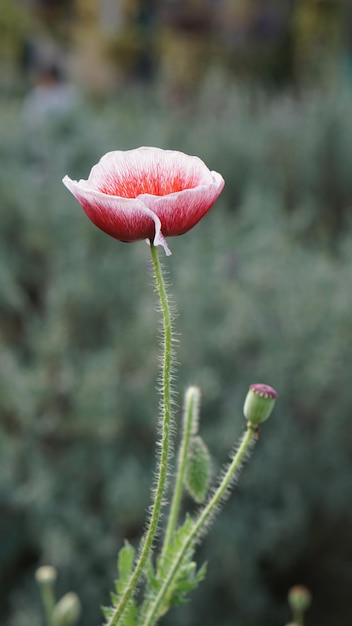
[{"left": 62, "top": 147, "right": 224, "bottom": 255}]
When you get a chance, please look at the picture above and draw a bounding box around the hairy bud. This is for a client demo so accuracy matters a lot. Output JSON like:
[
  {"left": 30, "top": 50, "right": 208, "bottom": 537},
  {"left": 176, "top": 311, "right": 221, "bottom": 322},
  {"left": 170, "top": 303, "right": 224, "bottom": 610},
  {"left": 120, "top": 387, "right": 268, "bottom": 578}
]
[
  {"left": 243, "top": 383, "right": 277, "bottom": 426},
  {"left": 184, "top": 386, "right": 201, "bottom": 436}
]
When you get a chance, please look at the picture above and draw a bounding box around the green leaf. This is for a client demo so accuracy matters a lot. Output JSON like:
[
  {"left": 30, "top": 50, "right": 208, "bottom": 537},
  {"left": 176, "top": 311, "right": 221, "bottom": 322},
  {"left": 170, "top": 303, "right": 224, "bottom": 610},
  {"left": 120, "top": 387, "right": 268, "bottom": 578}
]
[
  {"left": 145, "top": 554, "right": 159, "bottom": 592},
  {"left": 102, "top": 541, "right": 138, "bottom": 625},
  {"left": 120, "top": 600, "right": 138, "bottom": 626},
  {"left": 168, "top": 560, "right": 207, "bottom": 608},
  {"left": 101, "top": 606, "right": 114, "bottom": 620},
  {"left": 115, "top": 541, "right": 136, "bottom": 595},
  {"left": 140, "top": 515, "right": 207, "bottom": 622},
  {"left": 184, "top": 436, "right": 211, "bottom": 504}
]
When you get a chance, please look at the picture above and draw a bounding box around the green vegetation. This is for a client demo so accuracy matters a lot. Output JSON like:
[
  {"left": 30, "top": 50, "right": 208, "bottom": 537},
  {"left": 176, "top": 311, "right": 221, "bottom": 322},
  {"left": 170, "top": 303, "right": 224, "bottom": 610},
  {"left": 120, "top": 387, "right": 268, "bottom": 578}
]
[{"left": 1, "top": 82, "right": 352, "bottom": 626}]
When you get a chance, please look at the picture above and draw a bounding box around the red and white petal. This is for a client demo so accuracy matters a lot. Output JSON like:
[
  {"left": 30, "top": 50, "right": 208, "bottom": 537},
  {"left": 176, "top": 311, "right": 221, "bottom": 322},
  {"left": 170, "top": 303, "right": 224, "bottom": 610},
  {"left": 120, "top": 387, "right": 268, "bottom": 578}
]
[
  {"left": 63, "top": 147, "right": 224, "bottom": 254},
  {"left": 87, "top": 148, "right": 216, "bottom": 198},
  {"left": 62, "top": 176, "right": 171, "bottom": 255},
  {"left": 139, "top": 171, "right": 224, "bottom": 237}
]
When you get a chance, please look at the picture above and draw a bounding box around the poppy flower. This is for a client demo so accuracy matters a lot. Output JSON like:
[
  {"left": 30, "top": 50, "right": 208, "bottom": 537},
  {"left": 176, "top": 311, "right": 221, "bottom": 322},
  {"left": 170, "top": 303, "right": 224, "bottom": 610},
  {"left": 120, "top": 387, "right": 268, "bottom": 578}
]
[{"left": 63, "top": 147, "right": 224, "bottom": 255}]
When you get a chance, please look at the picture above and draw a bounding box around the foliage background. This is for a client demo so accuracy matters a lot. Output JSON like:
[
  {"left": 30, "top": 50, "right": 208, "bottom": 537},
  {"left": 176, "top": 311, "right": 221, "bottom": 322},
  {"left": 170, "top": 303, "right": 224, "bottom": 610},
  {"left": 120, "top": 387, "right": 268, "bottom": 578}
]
[
  {"left": 1, "top": 83, "right": 352, "bottom": 626},
  {"left": 1, "top": 2, "right": 352, "bottom": 626}
]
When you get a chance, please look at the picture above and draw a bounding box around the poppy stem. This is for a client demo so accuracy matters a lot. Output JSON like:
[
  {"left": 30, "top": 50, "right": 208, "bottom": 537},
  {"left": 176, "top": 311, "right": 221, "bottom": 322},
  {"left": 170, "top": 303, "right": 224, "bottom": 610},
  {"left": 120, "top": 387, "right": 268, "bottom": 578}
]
[{"left": 107, "top": 243, "right": 174, "bottom": 625}]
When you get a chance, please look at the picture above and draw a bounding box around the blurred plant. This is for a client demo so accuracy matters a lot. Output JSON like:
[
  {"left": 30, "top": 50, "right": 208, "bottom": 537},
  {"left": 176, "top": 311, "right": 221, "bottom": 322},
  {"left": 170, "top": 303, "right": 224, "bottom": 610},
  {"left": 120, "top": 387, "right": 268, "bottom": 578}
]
[
  {"left": 0, "top": 0, "right": 32, "bottom": 63},
  {"left": 35, "top": 566, "right": 81, "bottom": 626},
  {"left": 2, "top": 84, "right": 352, "bottom": 626},
  {"left": 286, "top": 585, "right": 312, "bottom": 626}
]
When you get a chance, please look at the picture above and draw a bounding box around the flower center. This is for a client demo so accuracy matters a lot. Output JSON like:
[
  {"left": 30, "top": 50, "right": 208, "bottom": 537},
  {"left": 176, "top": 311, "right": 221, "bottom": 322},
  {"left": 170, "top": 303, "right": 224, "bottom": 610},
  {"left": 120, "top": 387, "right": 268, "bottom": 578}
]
[{"left": 99, "top": 171, "right": 200, "bottom": 198}]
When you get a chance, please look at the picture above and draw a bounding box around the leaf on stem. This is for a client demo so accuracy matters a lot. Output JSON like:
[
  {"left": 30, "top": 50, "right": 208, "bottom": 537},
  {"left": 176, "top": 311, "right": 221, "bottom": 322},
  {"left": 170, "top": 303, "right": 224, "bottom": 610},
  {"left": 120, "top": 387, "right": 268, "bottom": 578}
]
[
  {"left": 102, "top": 541, "right": 138, "bottom": 625},
  {"left": 140, "top": 515, "right": 207, "bottom": 622},
  {"left": 184, "top": 436, "right": 212, "bottom": 504}
]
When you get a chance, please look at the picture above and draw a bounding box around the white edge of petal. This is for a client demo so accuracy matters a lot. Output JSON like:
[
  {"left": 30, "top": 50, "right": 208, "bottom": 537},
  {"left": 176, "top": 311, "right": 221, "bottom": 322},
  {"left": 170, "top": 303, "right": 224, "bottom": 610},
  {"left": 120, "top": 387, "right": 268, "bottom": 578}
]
[
  {"left": 62, "top": 175, "right": 172, "bottom": 256},
  {"left": 87, "top": 149, "right": 225, "bottom": 189}
]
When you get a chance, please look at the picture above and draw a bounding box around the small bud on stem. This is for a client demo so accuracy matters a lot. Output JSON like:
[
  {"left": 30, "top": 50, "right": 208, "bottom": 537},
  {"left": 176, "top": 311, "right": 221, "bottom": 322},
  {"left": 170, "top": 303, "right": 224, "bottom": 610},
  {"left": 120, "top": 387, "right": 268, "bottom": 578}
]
[
  {"left": 288, "top": 585, "right": 312, "bottom": 614},
  {"left": 35, "top": 565, "right": 58, "bottom": 626},
  {"left": 243, "top": 383, "right": 278, "bottom": 426},
  {"left": 35, "top": 566, "right": 58, "bottom": 585}
]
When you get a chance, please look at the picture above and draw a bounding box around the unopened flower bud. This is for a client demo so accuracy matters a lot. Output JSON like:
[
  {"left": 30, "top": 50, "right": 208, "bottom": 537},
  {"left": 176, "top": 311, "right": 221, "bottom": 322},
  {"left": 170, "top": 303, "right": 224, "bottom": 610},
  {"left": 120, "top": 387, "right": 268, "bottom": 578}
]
[
  {"left": 184, "top": 386, "right": 201, "bottom": 436},
  {"left": 243, "top": 383, "right": 277, "bottom": 426},
  {"left": 35, "top": 565, "right": 57, "bottom": 585},
  {"left": 288, "top": 585, "right": 312, "bottom": 614},
  {"left": 52, "top": 592, "right": 81, "bottom": 626},
  {"left": 185, "top": 435, "right": 211, "bottom": 504}
]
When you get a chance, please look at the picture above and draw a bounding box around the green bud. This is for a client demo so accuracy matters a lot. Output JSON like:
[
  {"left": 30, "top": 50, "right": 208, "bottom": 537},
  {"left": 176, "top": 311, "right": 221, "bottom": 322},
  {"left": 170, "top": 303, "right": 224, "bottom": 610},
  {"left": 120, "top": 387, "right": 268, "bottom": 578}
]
[
  {"left": 35, "top": 565, "right": 58, "bottom": 585},
  {"left": 184, "top": 385, "right": 201, "bottom": 436},
  {"left": 243, "top": 383, "right": 277, "bottom": 426},
  {"left": 52, "top": 592, "right": 81, "bottom": 626},
  {"left": 184, "top": 435, "right": 211, "bottom": 504},
  {"left": 288, "top": 585, "right": 312, "bottom": 614}
]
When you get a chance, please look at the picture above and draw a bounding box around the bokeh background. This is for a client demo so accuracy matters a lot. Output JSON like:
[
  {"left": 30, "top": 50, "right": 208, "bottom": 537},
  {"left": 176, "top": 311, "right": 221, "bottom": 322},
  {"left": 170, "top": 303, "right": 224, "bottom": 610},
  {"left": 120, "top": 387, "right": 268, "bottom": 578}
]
[{"left": 1, "top": 1, "right": 352, "bottom": 625}]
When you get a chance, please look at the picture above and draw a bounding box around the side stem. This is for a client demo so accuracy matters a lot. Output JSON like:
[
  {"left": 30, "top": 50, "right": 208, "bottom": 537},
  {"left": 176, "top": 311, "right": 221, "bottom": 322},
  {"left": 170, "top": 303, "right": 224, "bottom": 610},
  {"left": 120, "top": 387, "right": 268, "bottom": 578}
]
[
  {"left": 107, "top": 244, "right": 174, "bottom": 625},
  {"left": 142, "top": 425, "right": 257, "bottom": 626},
  {"left": 41, "top": 584, "right": 55, "bottom": 626}
]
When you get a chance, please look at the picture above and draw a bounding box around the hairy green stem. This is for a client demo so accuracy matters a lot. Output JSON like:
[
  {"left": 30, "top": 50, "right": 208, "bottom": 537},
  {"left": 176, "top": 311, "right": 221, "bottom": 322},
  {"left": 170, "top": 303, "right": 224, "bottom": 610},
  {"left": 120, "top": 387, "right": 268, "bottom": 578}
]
[
  {"left": 161, "top": 387, "right": 199, "bottom": 562},
  {"left": 142, "top": 425, "right": 257, "bottom": 626},
  {"left": 107, "top": 243, "right": 173, "bottom": 625}
]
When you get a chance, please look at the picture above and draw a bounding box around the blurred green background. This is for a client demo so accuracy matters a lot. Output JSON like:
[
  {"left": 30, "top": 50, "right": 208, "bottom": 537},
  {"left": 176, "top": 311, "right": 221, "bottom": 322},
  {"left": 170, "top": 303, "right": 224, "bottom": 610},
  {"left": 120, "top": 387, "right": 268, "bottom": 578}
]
[{"left": 1, "top": 1, "right": 352, "bottom": 626}]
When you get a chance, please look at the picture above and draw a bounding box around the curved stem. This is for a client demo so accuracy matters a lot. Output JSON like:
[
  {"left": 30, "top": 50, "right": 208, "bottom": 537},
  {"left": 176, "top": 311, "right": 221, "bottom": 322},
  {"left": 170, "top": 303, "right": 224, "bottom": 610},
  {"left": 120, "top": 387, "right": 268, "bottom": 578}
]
[
  {"left": 107, "top": 244, "right": 174, "bottom": 626},
  {"left": 142, "top": 425, "right": 257, "bottom": 626}
]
